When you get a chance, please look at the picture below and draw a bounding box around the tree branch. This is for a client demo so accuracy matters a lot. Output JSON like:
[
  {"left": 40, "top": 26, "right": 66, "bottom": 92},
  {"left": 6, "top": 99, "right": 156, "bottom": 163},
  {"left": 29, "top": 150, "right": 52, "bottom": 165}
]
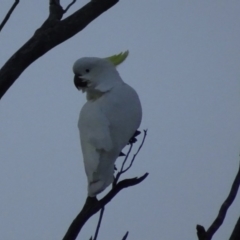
[
  {"left": 229, "top": 216, "right": 240, "bottom": 240},
  {"left": 93, "top": 207, "right": 104, "bottom": 240},
  {"left": 197, "top": 162, "right": 240, "bottom": 240},
  {"left": 114, "top": 130, "right": 147, "bottom": 185},
  {"left": 62, "top": 173, "right": 148, "bottom": 240},
  {"left": 122, "top": 130, "right": 147, "bottom": 174},
  {"left": 121, "top": 231, "right": 129, "bottom": 240},
  {"left": 0, "top": 0, "right": 119, "bottom": 100},
  {"left": 114, "top": 143, "right": 133, "bottom": 185},
  {"left": 0, "top": 0, "right": 20, "bottom": 32}
]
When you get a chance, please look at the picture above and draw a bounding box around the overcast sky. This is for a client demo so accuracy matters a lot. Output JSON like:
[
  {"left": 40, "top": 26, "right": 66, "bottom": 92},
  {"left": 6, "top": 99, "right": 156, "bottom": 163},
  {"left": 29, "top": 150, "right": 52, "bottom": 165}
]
[{"left": 1, "top": 1, "right": 240, "bottom": 239}]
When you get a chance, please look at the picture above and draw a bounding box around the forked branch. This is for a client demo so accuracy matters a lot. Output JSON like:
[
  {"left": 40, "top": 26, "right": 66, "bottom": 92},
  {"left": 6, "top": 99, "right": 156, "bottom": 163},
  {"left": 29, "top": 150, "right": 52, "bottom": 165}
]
[
  {"left": 62, "top": 173, "right": 148, "bottom": 240},
  {"left": 0, "top": 0, "right": 119, "bottom": 99}
]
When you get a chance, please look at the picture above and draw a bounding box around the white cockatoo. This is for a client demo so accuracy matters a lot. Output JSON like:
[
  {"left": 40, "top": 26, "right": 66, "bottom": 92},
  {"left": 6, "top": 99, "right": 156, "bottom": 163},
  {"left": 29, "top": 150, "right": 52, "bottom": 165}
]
[{"left": 73, "top": 51, "right": 142, "bottom": 197}]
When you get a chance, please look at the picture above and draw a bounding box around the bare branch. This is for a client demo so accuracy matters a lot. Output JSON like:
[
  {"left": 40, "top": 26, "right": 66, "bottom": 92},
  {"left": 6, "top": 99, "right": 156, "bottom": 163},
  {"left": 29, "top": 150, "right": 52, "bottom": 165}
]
[
  {"left": 122, "top": 130, "right": 147, "bottom": 173},
  {"left": 64, "top": 0, "right": 77, "bottom": 13},
  {"left": 121, "top": 144, "right": 133, "bottom": 172},
  {"left": 121, "top": 231, "right": 129, "bottom": 240},
  {"left": 0, "top": 0, "right": 20, "bottom": 32},
  {"left": 62, "top": 173, "right": 148, "bottom": 240},
  {"left": 229, "top": 216, "right": 240, "bottom": 240},
  {"left": 93, "top": 207, "right": 105, "bottom": 240},
  {"left": 0, "top": 0, "right": 119, "bottom": 100},
  {"left": 114, "top": 130, "right": 147, "bottom": 185},
  {"left": 114, "top": 144, "right": 133, "bottom": 185},
  {"left": 196, "top": 162, "right": 240, "bottom": 240},
  {"left": 207, "top": 163, "right": 240, "bottom": 238}
]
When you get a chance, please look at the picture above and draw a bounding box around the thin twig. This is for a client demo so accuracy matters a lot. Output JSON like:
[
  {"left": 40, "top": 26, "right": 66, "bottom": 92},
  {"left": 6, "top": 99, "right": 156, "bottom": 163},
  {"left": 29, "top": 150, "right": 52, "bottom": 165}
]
[
  {"left": 196, "top": 162, "right": 240, "bottom": 240},
  {"left": 64, "top": 0, "right": 77, "bottom": 13},
  {"left": 93, "top": 207, "right": 105, "bottom": 240},
  {"left": 0, "top": 0, "right": 20, "bottom": 32},
  {"left": 121, "top": 144, "right": 133, "bottom": 172},
  {"left": 114, "top": 130, "right": 147, "bottom": 186},
  {"left": 121, "top": 231, "right": 129, "bottom": 240},
  {"left": 114, "top": 144, "right": 133, "bottom": 185},
  {"left": 122, "top": 130, "right": 147, "bottom": 173}
]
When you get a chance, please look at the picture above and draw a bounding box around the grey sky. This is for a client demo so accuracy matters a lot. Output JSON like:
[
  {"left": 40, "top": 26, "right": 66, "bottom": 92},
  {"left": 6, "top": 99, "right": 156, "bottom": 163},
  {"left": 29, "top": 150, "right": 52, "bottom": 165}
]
[{"left": 1, "top": 1, "right": 240, "bottom": 239}]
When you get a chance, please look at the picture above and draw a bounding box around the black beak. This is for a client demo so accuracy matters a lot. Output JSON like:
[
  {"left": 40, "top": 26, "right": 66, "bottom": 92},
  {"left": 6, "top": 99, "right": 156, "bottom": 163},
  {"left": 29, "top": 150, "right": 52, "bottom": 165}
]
[{"left": 74, "top": 75, "right": 88, "bottom": 89}]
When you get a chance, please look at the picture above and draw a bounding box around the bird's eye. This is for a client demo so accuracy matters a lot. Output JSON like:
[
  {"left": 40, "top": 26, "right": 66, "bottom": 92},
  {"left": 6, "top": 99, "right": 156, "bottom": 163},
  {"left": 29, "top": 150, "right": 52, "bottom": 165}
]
[{"left": 85, "top": 69, "right": 90, "bottom": 73}]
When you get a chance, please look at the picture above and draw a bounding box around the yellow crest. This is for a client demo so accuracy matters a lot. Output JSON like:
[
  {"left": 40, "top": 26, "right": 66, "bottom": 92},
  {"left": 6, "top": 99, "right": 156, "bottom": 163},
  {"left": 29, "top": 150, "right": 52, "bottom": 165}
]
[{"left": 105, "top": 50, "right": 129, "bottom": 66}]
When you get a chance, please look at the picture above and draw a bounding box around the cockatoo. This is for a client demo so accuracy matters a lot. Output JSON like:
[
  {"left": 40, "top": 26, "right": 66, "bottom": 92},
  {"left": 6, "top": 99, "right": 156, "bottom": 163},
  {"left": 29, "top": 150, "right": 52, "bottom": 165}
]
[{"left": 73, "top": 51, "right": 142, "bottom": 197}]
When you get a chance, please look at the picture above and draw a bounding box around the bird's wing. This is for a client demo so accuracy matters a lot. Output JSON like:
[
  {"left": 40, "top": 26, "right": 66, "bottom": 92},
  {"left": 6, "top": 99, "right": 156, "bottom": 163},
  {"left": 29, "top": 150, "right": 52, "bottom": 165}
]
[{"left": 79, "top": 103, "right": 112, "bottom": 152}]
